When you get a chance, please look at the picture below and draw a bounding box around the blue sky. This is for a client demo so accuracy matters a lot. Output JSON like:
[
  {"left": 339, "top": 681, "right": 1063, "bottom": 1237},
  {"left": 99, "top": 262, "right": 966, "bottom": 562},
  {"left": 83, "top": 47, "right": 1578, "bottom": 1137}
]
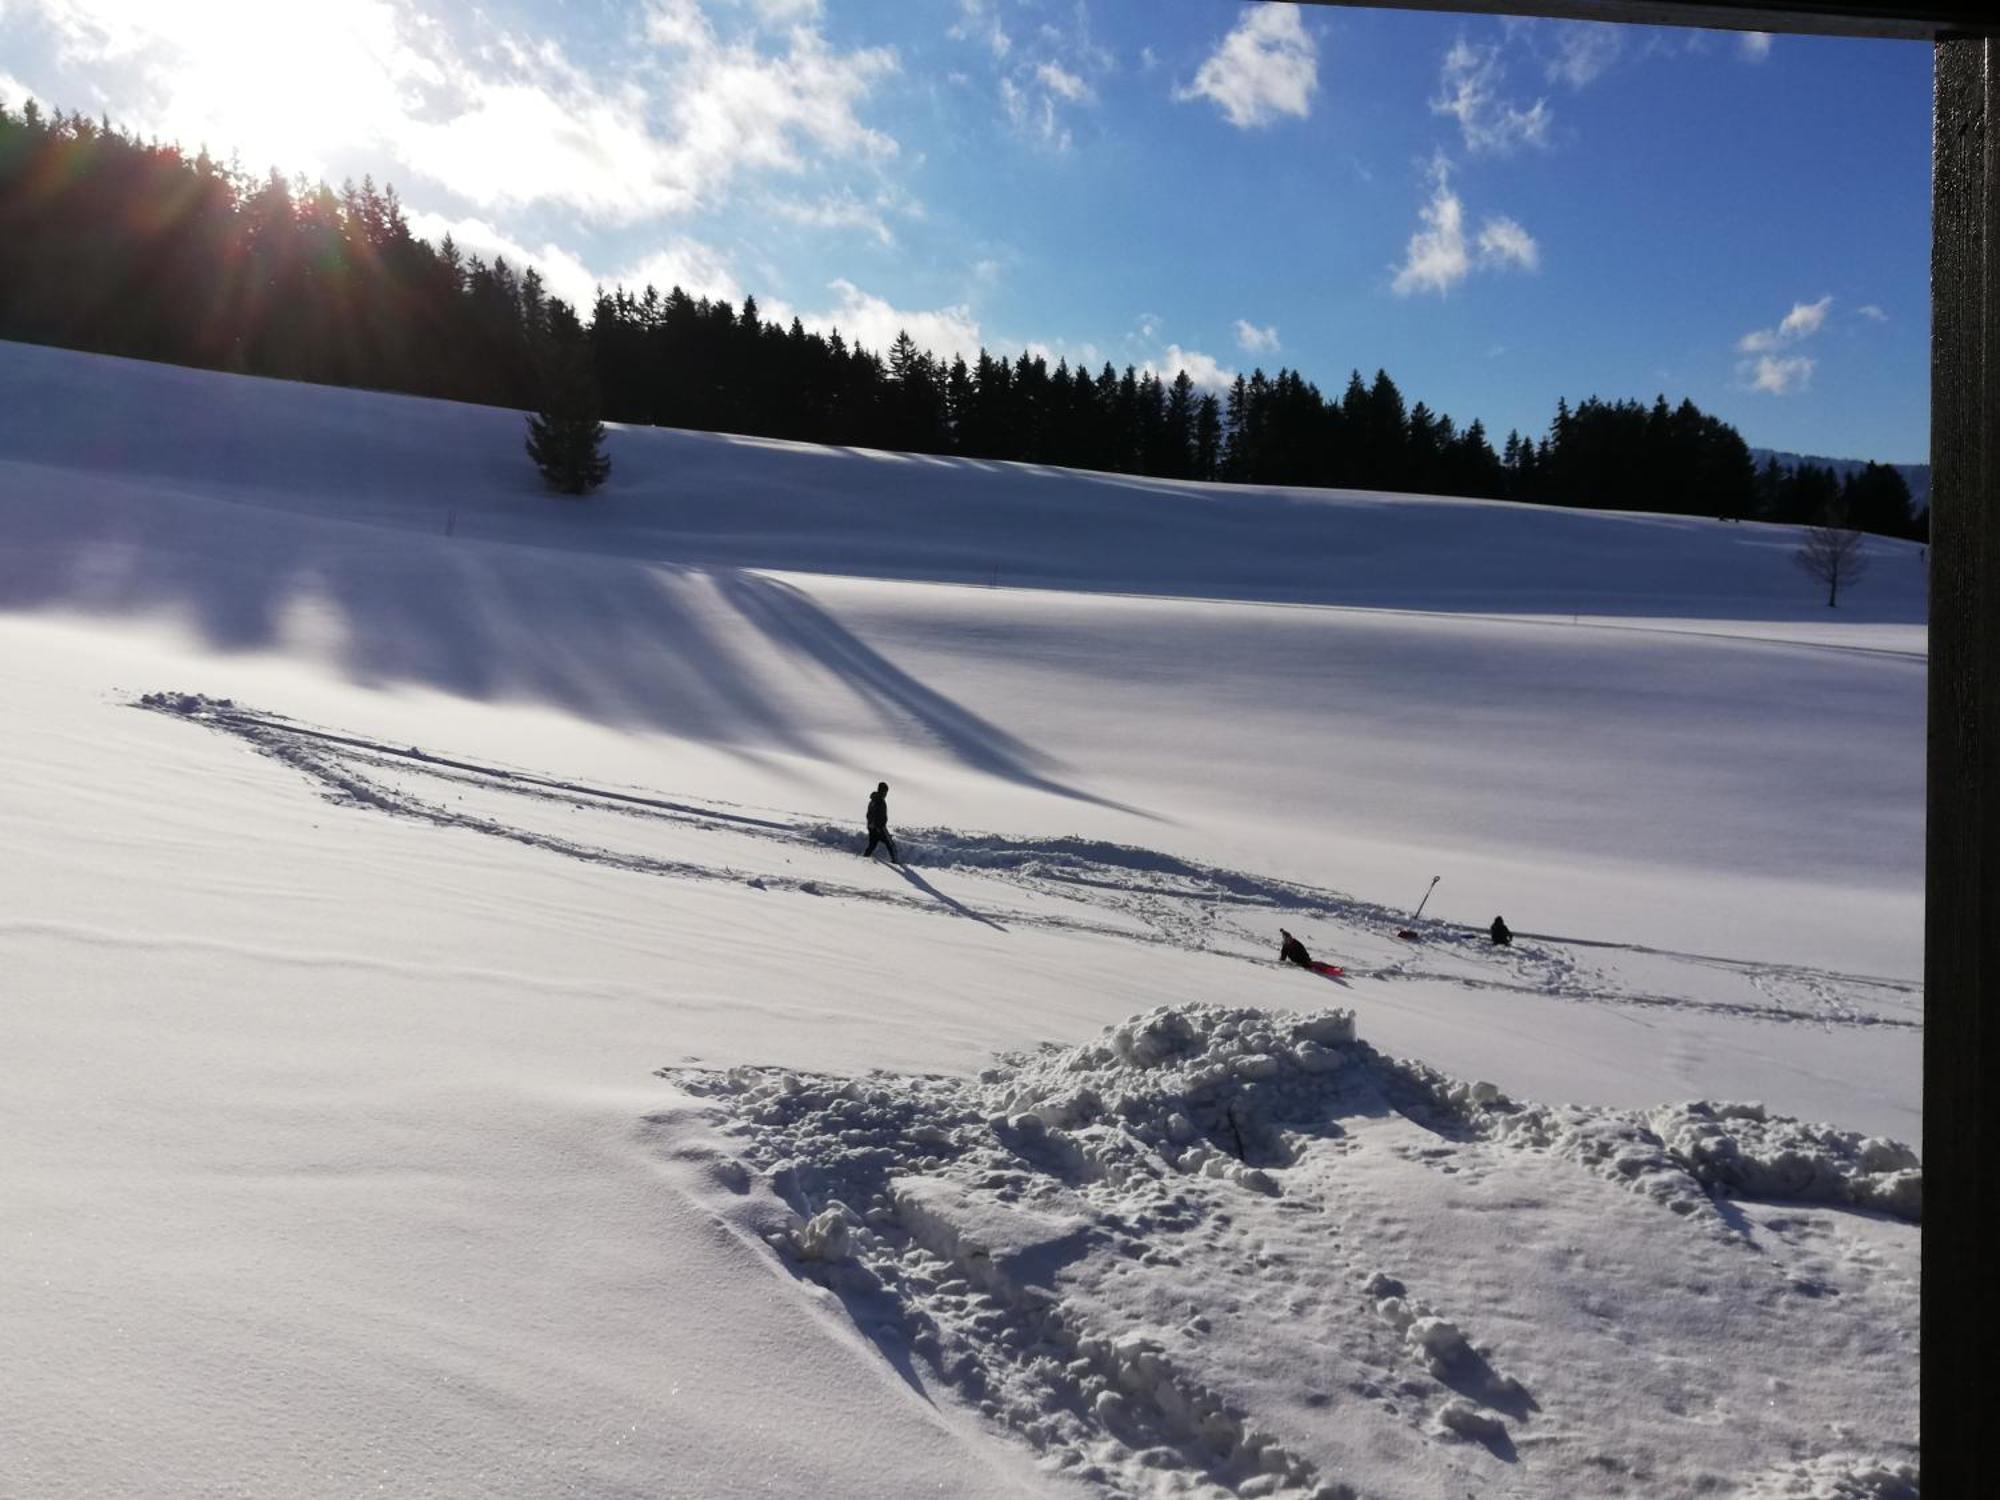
[{"left": 0, "top": 1, "right": 1933, "bottom": 461}]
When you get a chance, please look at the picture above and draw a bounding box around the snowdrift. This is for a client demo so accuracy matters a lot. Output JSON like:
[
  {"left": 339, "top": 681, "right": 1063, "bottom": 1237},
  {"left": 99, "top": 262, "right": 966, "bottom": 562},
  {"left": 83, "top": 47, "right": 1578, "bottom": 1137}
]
[{"left": 671, "top": 1003, "right": 1920, "bottom": 1498}]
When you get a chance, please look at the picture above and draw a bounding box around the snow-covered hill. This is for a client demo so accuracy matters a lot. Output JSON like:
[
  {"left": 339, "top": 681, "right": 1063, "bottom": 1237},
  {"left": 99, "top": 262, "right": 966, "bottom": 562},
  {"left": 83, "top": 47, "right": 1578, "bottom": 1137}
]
[{"left": 0, "top": 340, "right": 1922, "bottom": 1498}]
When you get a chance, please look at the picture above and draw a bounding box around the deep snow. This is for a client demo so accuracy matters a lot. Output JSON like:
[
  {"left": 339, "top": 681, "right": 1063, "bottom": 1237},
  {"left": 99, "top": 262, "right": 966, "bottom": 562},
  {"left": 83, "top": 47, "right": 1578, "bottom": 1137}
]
[
  {"left": 669, "top": 1003, "right": 1918, "bottom": 1497},
  {"left": 0, "top": 340, "right": 1922, "bottom": 1497}
]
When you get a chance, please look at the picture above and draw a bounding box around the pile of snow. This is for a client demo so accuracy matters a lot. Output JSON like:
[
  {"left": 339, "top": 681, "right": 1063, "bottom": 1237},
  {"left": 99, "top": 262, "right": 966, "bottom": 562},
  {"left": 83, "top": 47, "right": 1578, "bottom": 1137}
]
[
  {"left": 1649, "top": 1100, "right": 1922, "bottom": 1220},
  {"left": 668, "top": 1003, "right": 1921, "bottom": 1496},
  {"left": 1465, "top": 1093, "right": 1921, "bottom": 1225},
  {"left": 1736, "top": 1453, "right": 1922, "bottom": 1499}
]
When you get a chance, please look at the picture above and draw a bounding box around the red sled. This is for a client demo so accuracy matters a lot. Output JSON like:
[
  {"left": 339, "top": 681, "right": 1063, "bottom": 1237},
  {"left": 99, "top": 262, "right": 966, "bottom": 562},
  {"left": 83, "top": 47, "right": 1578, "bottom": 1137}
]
[{"left": 1309, "top": 961, "right": 1346, "bottom": 978}]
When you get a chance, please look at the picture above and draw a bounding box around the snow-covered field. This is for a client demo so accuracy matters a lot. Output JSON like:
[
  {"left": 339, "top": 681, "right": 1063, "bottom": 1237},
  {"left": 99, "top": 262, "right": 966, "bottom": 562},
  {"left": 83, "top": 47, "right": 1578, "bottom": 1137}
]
[{"left": 0, "top": 340, "right": 1922, "bottom": 1497}]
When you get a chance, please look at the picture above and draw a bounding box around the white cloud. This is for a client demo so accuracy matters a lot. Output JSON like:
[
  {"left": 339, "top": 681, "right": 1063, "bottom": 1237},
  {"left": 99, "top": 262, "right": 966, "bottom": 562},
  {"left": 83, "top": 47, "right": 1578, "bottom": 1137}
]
[
  {"left": 405, "top": 211, "right": 599, "bottom": 311},
  {"left": 1475, "top": 215, "right": 1538, "bottom": 270},
  {"left": 1000, "top": 74, "right": 1071, "bottom": 151},
  {"left": 615, "top": 241, "right": 745, "bottom": 304},
  {"left": 1546, "top": 23, "right": 1620, "bottom": 89},
  {"left": 1144, "top": 344, "right": 1235, "bottom": 393},
  {"left": 1024, "top": 338, "right": 1103, "bottom": 370},
  {"left": 949, "top": 0, "right": 1010, "bottom": 60},
  {"left": 798, "top": 278, "right": 983, "bottom": 364},
  {"left": 1857, "top": 303, "right": 1889, "bottom": 322},
  {"left": 1734, "top": 296, "right": 1832, "bottom": 391},
  {"left": 1738, "top": 32, "right": 1774, "bottom": 62},
  {"left": 1136, "top": 312, "right": 1163, "bottom": 341},
  {"left": 739, "top": 0, "right": 822, "bottom": 23},
  {"left": 1176, "top": 3, "right": 1317, "bottom": 129},
  {"left": 1433, "top": 38, "right": 1550, "bottom": 155},
  {"left": 1744, "top": 353, "right": 1813, "bottom": 393},
  {"left": 1779, "top": 296, "right": 1831, "bottom": 338},
  {"left": 17, "top": 0, "right": 901, "bottom": 227},
  {"left": 625, "top": 8, "right": 901, "bottom": 215},
  {"left": 1035, "top": 60, "right": 1093, "bottom": 104},
  {"left": 766, "top": 188, "right": 895, "bottom": 245},
  {"left": 1392, "top": 161, "right": 1539, "bottom": 296},
  {"left": 1, "top": 69, "right": 39, "bottom": 112},
  {"left": 1234, "top": 320, "right": 1281, "bottom": 354},
  {"left": 399, "top": 80, "right": 690, "bottom": 222},
  {"left": 405, "top": 211, "right": 743, "bottom": 313},
  {"left": 981, "top": 9, "right": 1109, "bottom": 154},
  {"left": 1738, "top": 295, "right": 1833, "bottom": 352},
  {"left": 1392, "top": 174, "right": 1470, "bottom": 295}
]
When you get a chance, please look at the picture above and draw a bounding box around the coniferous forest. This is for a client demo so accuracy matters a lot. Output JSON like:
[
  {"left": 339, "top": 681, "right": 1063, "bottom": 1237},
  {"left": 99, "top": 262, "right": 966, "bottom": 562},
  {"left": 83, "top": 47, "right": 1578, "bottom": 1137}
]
[{"left": 0, "top": 101, "right": 1923, "bottom": 539}]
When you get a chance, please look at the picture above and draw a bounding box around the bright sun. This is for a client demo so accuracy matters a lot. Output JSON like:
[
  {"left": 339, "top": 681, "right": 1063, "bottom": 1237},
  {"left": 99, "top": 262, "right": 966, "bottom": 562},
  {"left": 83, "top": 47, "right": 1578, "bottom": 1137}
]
[{"left": 78, "top": 0, "right": 435, "bottom": 180}]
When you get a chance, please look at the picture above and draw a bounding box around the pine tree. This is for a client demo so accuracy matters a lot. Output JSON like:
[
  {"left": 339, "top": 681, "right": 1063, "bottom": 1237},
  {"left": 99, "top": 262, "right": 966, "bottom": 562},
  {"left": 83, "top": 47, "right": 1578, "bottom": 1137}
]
[
  {"left": 524, "top": 358, "right": 611, "bottom": 496},
  {"left": 944, "top": 356, "right": 974, "bottom": 452},
  {"left": 1222, "top": 375, "right": 1250, "bottom": 480},
  {"left": 1163, "top": 370, "right": 1197, "bottom": 479},
  {"left": 1842, "top": 461, "right": 1915, "bottom": 538},
  {"left": 1193, "top": 393, "right": 1223, "bottom": 481}
]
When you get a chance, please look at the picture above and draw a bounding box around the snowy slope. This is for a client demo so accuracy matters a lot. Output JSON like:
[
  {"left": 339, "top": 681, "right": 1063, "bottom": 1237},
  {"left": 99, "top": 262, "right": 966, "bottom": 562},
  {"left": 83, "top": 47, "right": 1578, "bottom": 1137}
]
[
  {"left": 0, "top": 341, "right": 1922, "bottom": 1498},
  {"left": 3, "top": 340, "right": 1929, "bottom": 623}
]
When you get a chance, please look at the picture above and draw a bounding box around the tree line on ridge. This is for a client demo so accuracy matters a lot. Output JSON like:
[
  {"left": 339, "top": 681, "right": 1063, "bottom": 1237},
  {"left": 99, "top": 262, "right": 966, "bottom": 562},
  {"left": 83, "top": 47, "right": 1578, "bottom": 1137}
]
[{"left": 0, "top": 101, "right": 1919, "bottom": 536}]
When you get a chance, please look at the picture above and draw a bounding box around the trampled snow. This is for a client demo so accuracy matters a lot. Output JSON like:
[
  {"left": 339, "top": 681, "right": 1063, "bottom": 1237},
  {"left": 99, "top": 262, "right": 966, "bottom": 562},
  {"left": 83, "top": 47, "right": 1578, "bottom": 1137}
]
[{"left": 0, "top": 340, "right": 1921, "bottom": 1496}]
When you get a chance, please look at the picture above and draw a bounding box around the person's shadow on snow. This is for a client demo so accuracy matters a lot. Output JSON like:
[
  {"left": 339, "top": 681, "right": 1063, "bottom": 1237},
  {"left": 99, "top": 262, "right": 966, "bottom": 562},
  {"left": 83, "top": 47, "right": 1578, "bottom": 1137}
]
[{"left": 892, "top": 860, "right": 1006, "bottom": 932}]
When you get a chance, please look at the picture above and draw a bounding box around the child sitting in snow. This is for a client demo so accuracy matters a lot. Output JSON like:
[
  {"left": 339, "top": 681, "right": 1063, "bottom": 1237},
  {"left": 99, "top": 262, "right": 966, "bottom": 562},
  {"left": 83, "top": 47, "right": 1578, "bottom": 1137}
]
[{"left": 1279, "top": 929, "right": 1313, "bottom": 968}]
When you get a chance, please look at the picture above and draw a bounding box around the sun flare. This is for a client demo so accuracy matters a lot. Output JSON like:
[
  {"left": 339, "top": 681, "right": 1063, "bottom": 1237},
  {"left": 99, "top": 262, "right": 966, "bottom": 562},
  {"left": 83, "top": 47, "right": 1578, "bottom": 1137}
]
[{"left": 42, "top": 0, "right": 436, "bottom": 179}]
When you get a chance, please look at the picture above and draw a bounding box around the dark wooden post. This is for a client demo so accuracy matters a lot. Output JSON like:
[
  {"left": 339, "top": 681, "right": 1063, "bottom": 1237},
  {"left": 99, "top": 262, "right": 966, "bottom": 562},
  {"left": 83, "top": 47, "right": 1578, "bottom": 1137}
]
[{"left": 1928, "top": 32, "right": 1996, "bottom": 1494}]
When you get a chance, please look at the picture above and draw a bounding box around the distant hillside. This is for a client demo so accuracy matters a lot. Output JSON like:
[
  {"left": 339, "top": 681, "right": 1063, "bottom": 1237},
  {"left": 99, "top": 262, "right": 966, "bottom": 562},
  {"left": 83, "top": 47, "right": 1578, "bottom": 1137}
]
[
  {"left": 1751, "top": 448, "right": 1930, "bottom": 511},
  {"left": 0, "top": 338, "right": 1927, "bottom": 628}
]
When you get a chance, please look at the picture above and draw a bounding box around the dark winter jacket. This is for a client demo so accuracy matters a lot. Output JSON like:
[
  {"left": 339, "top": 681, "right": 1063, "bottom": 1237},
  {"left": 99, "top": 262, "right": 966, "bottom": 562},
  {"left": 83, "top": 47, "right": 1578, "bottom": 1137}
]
[
  {"left": 1279, "top": 931, "right": 1312, "bottom": 968},
  {"left": 1490, "top": 917, "right": 1512, "bottom": 947},
  {"left": 866, "top": 790, "right": 888, "bottom": 832}
]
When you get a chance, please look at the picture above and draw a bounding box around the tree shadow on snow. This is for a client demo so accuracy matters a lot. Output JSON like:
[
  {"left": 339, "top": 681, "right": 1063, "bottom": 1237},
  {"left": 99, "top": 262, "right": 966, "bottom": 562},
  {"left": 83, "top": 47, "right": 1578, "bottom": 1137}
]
[
  {"left": 0, "top": 477, "right": 1148, "bottom": 811},
  {"left": 712, "top": 570, "right": 1157, "bottom": 817}
]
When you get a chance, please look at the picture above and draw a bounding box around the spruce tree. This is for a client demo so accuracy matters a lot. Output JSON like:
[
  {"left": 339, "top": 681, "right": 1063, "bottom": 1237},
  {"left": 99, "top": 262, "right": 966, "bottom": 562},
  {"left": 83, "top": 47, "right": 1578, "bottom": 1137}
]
[
  {"left": 1193, "top": 394, "right": 1223, "bottom": 481},
  {"left": 1223, "top": 375, "right": 1250, "bottom": 479},
  {"left": 1842, "top": 462, "right": 1915, "bottom": 538},
  {"left": 524, "top": 361, "right": 611, "bottom": 496},
  {"left": 1164, "top": 370, "right": 1197, "bottom": 479}
]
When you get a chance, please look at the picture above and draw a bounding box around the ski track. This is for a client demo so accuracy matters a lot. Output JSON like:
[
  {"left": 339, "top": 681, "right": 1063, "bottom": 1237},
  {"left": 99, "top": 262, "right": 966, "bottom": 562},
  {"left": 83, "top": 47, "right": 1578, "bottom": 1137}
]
[
  {"left": 130, "top": 694, "right": 1925, "bottom": 1497},
  {"left": 137, "top": 693, "right": 1921, "bottom": 1036}
]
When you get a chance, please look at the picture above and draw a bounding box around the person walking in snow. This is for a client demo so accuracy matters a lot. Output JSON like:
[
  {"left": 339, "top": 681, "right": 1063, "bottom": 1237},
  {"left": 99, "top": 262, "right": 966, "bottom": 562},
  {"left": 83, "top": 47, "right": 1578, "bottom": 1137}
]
[
  {"left": 1279, "top": 928, "right": 1313, "bottom": 969},
  {"left": 862, "top": 781, "right": 899, "bottom": 864},
  {"left": 1490, "top": 916, "right": 1513, "bottom": 947}
]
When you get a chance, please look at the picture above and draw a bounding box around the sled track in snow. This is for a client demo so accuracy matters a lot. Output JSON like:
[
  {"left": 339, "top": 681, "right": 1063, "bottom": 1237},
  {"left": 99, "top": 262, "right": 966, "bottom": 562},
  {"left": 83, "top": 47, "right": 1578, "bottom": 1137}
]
[{"left": 137, "top": 693, "right": 1922, "bottom": 1034}]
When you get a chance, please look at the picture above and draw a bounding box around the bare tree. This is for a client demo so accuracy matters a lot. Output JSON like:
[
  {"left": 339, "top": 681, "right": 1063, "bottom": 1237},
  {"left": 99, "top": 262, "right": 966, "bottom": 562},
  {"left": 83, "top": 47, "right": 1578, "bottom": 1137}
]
[{"left": 1796, "top": 515, "right": 1869, "bottom": 607}]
